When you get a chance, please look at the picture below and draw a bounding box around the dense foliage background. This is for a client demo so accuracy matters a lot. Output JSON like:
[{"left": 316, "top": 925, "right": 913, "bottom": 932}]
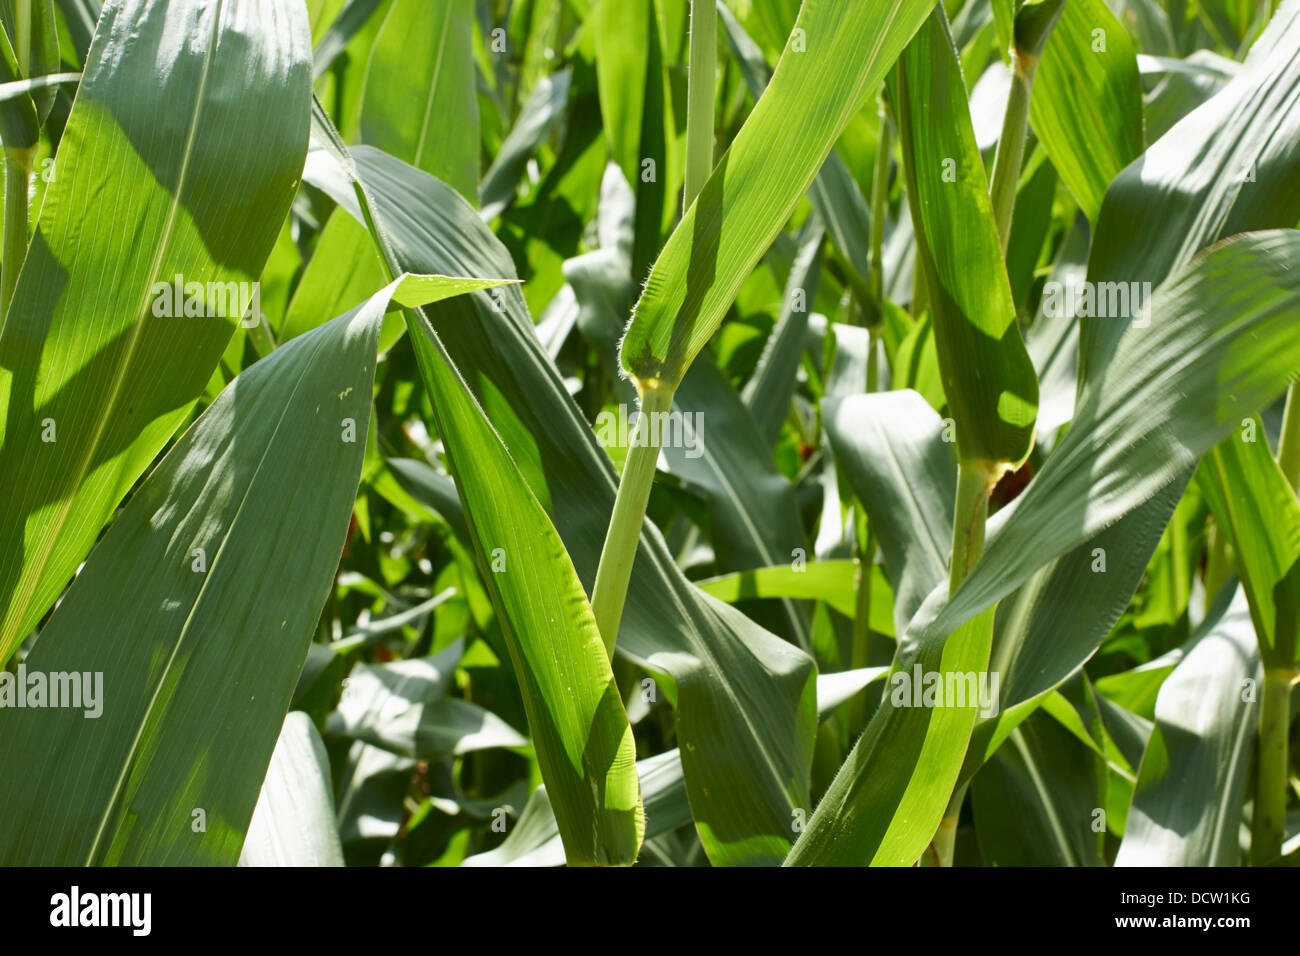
[{"left": 0, "top": 0, "right": 1298, "bottom": 868}]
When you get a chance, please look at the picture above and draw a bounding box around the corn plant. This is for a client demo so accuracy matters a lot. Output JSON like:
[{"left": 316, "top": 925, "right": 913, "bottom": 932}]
[{"left": 0, "top": 0, "right": 1297, "bottom": 870}]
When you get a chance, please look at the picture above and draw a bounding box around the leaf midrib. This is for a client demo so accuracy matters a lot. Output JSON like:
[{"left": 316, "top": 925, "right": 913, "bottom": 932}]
[
  {"left": 5, "top": 0, "right": 228, "bottom": 655},
  {"left": 413, "top": 0, "right": 454, "bottom": 168},
  {"left": 85, "top": 309, "right": 326, "bottom": 865}
]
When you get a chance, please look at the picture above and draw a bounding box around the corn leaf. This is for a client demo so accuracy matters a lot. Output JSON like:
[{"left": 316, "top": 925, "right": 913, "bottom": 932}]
[
  {"left": 0, "top": 0, "right": 312, "bottom": 665},
  {"left": 238, "top": 712, "right": 344, "bottom": 867},
  {"left": 310, "top": 130, "right": 646, "bottom": 865},
  {"left": 824, "top": 390, "right": 955, "bottom": 638},
  {"left": 971, "top": 708, "right": 1106, "bottom": 866},
  {"left": 1197, "top": 419, "right": 1300, "bottom": 669},
  {"left": 619, "top": 0, "right": 934, "bottom": 393},
  {"left": 0, "top": 0, "right": 59, "bottom": 145},
  {"left": 788, "top": 230, "right": 1300, "bottom": 865},
  {"left": 1029, "top": 0, "right": 1144, "bottom": 223},
  {"left": 1083, "top": 0, "right": 1300, "bottom": 383},
  {"left": 306, "top": 141, "right": 817, "bottom": 867},
  {"left": 887, "top": 5, "right": 1038, "bottom": 469},
  {"left": 1116, "top": 586, "right": 1261, "bottom": 866},
  {"left": 591, "top": 0, "right": 670, "bottom": 275},
  {"left": 358, "top": 0, "right": 478, "bottom": 203},
  {"left": 0, "top": 273, "right": 497, "bottom": 864}
]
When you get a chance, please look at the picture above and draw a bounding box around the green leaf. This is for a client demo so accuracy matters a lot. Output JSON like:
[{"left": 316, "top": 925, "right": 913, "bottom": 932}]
[
  {"left": 992, "top": 0, "right": 1015, "bottom": 60},
  {"left": 965, "top": 232, "right": 1300, "bottom": 623},
  {"left": 460, "top": 663, "right": 886, "bottom": 867},
  {"left": 824, "top": 389, "right": 955, "bottom": 638},
  {"left": 313, "top": 134, "right": 645, "bottom": 865},
  {"left": 788, "top": 230, "right": 1300, "bottom": 865},
  {"left": 326, "top": 645, "right": 530, "bottom": 759},
  {"left": 1083, "top": 0, "right": 1300, "bottom": 384},
  {"left": 1197, "top": 419, "right": 1300, "bottom": 668},
  {"left": 238, "top": 712, "right": 344, "bottom": 867},
  {"left": 741, "top": 219, "right": 823, "bottom": 446},
  {"left": 336, "top": 739, "right": 411, "bottom": 852},
  {"left": 564, "top": 160, "right": 811, "bottom": 647},
  {"left": 478, "top": 68, "right": 570, "bottom": 221},
  {"left": 786, "top": 591, "right": 996, "bottom": 866},
  {"left": 592, "top": 0, "right": 670, "bottom": 274},
  {"left": 887, "top": 6, "right": 1038, "bottom": 469},
  {"left": 306, "top": 141, "right": 817, "bottom": 867},
  {"left": 714, "top": 2, "right": 872, "bottom": 308},
  {"left": 968, "top": 479, "right": 1184, "bottom": 774},
  {"left": 406, "top": 310, "right": 646, "bottom": 865},
  {"left": 668, "top": 359, "right": 811, "bottom": 648},
  {"left": 312, "top": 0, "right": 387, "bottom": 79},
  {"left": 619, "top": 0, "right": 934, "bottom": 393},
  {"left": 1029, "top": 0, "right": 1144, "bottom": 223},
  {"left": 358, "top": 0, "right": 479, "bottom": 203},
  {"left": 280, "top": 209, "right": 389, "bottom": 345},
  {"left": 462, "top": 749, "right": 690, "bottom": 868},
  {"left": 696, "top": 559, "right": 896, "bottom": 636},
  {"left": 0, "top": 0, "right": 59, "bottom": 145},
  {"left": 0, "top": 272, "right": 486, "bottom": 864},
  {"left": 0, "top": 0, "right": 313, "bottom": 665},
  {"left": 1116, "top": 586, "right": 1261, "bottom": 866},
  {"left": 0, "top": 70, "right": 78, "bottom": 103},
  {"left": 971, "top": 708, "right": 1105, "bottom": 866}
]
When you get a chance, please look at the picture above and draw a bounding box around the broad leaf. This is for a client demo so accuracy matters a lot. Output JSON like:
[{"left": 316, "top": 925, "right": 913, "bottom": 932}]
[
  {"left": 1116, "top": 586, "right": 1261, "bottom": 866},
  {"left": 358, "top": 0, "right": 478, "bottom": 203},
  {"left": 0, "top": 0, "right": 312, "bottom": 664},
  {"left": 0, "top": 273, "right": 492, "bottom": 864},
  {"left": 1029, "top": 0, "right": 1144, "bottom": 222}
]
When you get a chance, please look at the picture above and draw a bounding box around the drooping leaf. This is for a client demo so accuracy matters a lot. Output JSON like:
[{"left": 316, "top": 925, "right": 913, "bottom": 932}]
[
  {"left": 306, "top": 141, "right": 818, "bottom": 867},
  {"left": 0, "top": 273, "right": 494, "bottom": 864}
]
